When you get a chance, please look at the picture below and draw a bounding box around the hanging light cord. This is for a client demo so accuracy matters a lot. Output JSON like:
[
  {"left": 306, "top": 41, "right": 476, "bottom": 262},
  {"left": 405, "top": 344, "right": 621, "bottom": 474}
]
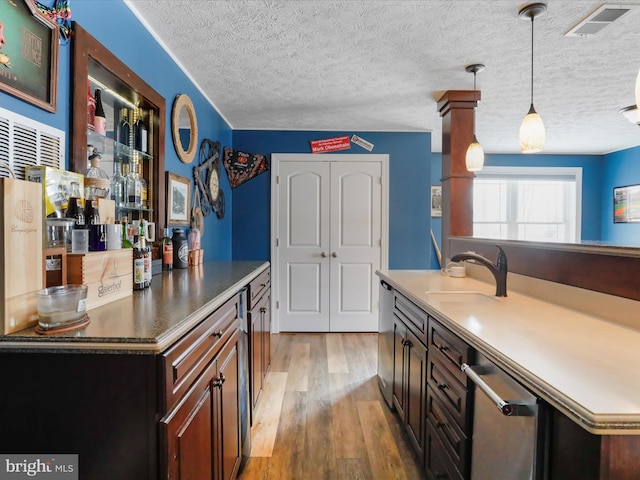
[
  {"left": 473, "top": 71, "right": 478, "bottom": 135},
  {"left": 530, "top": 15, "right": 535, "bottom": 106}
]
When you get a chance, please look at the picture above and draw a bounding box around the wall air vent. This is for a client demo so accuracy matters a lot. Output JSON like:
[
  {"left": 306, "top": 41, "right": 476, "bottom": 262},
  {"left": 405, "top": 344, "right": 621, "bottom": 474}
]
[
  {"left": 0, "top": 107, "right": 65, "bottom": 179},
  {"left": 565, "top": 3, "right": 635, "bottom": 37}
]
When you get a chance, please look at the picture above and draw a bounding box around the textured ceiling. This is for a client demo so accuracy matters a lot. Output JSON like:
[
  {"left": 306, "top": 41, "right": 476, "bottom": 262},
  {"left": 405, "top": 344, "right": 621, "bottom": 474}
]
[{"left": 125, "top": 0, "right": 640, "bottom": 154}]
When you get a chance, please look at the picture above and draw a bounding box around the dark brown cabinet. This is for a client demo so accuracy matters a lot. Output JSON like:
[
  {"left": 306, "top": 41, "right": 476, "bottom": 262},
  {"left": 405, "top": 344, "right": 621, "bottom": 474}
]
[
  {"left": 248, "top": 267, "right": 271, "bottom": 421},
  {"left": 392, "top": 293, "right": 428, "bottom": 459},
  {"left": 426, "top": 318, "right": 474, "bottom": 480},
  {"left": 161, "top": 296, "right": 241, "bottom": 480}
]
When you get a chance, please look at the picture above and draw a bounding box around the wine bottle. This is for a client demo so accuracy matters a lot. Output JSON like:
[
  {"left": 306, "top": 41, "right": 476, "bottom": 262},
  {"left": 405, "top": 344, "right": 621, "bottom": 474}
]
[
  {"left": 65, "top": 181, "right": 85, "bottom": 227},
  {"left": 87, "top": 80, "right": 96, "bottom": 131},
  {"left": 116, "top": 108, "right": 130, "bottom": 147},
  {"left": 93, "top": 89, "right": 107, "bottom": 135},
  {"left": 110, "top": 161, "right": 126, "bottom": 207},
  {"left": 133, "top": 109, "right": 148, "bottom": 153},
  {"left": 133, "top": 236, "right": 145, "bottom": 291},
  {"left": 162, "top": 227, "right": 173, "bottom": 271},
  {"left": 85, "top": 199, "right": 100, "bottom": 225}
]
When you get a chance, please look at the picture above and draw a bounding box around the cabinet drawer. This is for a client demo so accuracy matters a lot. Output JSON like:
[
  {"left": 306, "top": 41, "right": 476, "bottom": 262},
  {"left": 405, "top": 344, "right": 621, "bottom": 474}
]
[
  {"left": 428, "top": 358, "right": 472, "bottom": 432},
  {"left": 427, "top": 388, "right": 469, "bottom": 476},
  {"left": 249, "top": 268, "right": 270, "bottom": 309},
  {"left": 429, "top": 318, "right": 474, "bottom": 387},
  {"left": 394, "top": 292, "right": 428, "bottom": 344},
  {"left": 425, "top": 419, "right": 464, "bottom": 480},
  {"left": 161, "top": 295, "right": 239, "bottom": 412}
]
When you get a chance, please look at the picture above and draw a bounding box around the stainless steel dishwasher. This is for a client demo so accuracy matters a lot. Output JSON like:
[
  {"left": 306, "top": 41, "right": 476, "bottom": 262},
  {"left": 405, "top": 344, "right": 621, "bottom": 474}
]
[
  {"left": 377, "top": 279, "right": 394, "bottom": 408},
  {"left": 462, "top": 352, "right": 548, "bottom": 480}
]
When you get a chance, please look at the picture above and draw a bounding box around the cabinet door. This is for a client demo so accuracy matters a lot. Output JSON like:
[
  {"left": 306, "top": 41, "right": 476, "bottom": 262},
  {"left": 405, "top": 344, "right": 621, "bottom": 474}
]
[
  {"left": 217, "top": 331, "right": 241, "bottom": 480},
  {"left": 405, "top": 328, "right": 427, "bottom": 458},
  {"left": 162, "top": 361, "right": 216, "bottom": 480},
  {"left": 261, "top": 292, "right": 271, "bottom": 382},
  {"left": 392, "top": 318, "right": 406, "bottom": 416},
  {"left": 250, "top": 302, "right": 263, "bottom": 411}
]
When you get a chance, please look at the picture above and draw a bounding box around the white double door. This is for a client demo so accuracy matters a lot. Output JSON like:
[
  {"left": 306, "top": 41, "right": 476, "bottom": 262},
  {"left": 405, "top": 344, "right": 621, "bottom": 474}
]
[{"left": 273, "top": 154, "right": 387, "bottom": 332}]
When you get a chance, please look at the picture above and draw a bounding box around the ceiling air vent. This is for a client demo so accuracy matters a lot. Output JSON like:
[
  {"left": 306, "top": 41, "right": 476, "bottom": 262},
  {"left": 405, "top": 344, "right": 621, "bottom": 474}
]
[{"left": 565, "top": 3, "right": 634, "bottom": 37}]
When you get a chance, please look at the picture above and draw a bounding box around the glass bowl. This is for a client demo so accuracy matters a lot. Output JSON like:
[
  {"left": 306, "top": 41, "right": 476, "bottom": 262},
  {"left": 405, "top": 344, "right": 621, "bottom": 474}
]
[{"left": 35, "top": 284, "right": 88, "bottom": 329}]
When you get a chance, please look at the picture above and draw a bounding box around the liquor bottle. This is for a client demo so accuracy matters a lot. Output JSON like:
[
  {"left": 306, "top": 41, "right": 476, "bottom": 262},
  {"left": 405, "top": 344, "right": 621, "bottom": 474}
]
[
  {"left": 162, "top": 227, "right": 173, "bottom": 271},
  {"left": 85, "top": 199, "right": 100, "bottom": 225},
  {"left": 87, "top": 80, "right": 96, "bottom": 131},
  {"left": 110, "top": 161, "right": 126, "bottom": 207},
  {"left": 126, "top": 159, "right": 142, "bottom": 208},
  {"left": 84, "top": 149, "right": 110, "bottom": 200},
  {"left": 65, "top": 181, "right": 85, "bottom": 227},
  {"left": 138, "top": 160, "right": 148, "bottom": 209},
  {"left": 93, "top": 89, "right": 107, "bottom": 135},
  {"left": 133, "top": 109, "right": 148, "bottom": 154},
  {"left": 133, "top": 235, "right": 145, "bottom": 291}
]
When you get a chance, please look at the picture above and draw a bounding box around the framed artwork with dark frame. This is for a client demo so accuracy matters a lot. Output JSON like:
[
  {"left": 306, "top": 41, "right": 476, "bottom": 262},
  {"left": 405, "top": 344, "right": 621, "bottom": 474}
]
[
  {"left": 166, "top": 172, "right": 191, "bottom": 226},
  {"left": 614, "top": 184, "right": 640, "bottom": 223},
  {"left": 0, "top": 0, "right": 59, "bottom": 112}
]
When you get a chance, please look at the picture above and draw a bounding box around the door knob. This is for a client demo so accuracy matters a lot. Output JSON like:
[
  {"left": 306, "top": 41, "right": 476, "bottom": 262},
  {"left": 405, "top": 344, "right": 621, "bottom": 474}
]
[
  {"left": 331, "top": 252, "right": 338, "bottom": 258},
  {"left": 321, "top": 252, "right": 328, "bottom": 257}
]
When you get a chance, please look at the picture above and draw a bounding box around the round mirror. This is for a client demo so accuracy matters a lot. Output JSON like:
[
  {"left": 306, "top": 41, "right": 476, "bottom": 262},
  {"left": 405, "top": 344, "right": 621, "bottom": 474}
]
[{"left": 171, "top": 94, "right": 198, "bottom": 164}]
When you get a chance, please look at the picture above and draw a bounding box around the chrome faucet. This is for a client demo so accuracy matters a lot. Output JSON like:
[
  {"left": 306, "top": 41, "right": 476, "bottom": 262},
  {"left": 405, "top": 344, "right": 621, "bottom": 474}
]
[{"left": 450, "top": 245, "right": 508, "bottom": 297}]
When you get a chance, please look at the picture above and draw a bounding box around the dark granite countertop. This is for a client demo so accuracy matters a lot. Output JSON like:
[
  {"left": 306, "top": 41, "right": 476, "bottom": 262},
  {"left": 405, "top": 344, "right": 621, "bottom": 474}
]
[{"left": 0, "top": 261, "right": 269, "bottom": 353}]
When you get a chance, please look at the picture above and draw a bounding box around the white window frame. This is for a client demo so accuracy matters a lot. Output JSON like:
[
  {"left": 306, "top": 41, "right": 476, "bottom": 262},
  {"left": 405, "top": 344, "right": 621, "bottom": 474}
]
[{"left": 473, "top": 166, "right": 582, "bottom": 243}]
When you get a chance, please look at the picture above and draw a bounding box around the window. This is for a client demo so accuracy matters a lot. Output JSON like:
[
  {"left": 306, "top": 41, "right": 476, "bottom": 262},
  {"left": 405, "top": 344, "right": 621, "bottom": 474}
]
[{"left": 473, "top": 167, "right": 582, "bottom": 243}]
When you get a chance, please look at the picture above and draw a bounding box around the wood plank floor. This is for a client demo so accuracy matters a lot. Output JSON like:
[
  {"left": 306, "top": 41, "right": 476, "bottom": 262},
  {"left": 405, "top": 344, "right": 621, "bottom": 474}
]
[{"left": 239, "top": 333, "right": 425, "bottom": 480}]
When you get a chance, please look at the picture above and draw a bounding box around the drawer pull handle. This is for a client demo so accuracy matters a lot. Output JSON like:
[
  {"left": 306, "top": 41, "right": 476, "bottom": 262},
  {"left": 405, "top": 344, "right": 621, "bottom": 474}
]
[
  {"left": 260, "top": 307, "right": 267, "bottom": 313},
  {"left": 438, "top": 345, "right": 449, "bottom": 353},
  {"left": 437, "top": 383, "right": 448, "bottom": 391},
  {"left": 213, "top": 330, "right": 224, "bottom": 338},
  {"left": 436, "top": 421, "right": 446, "bottom": 429},
  {"left": 213, "top": 373, "right": 226, "bottom": 388}
]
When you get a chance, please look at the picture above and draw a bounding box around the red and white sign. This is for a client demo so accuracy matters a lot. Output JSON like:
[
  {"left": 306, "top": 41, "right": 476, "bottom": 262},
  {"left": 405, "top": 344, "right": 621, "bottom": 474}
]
[{"left": 310, "top": 136, "right": 351, "bottom": 154}]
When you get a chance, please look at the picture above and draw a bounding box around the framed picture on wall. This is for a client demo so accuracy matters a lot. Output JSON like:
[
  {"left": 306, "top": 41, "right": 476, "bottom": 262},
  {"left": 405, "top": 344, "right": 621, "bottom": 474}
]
[
  {"left": 431, "top": 185, "right": 442, "bottom": 217},
  {"left": 0, "top": 0, "right": 59, "bottom": 112},
  {"left": 166, "top": 172, "right": 191, "bottom": 226},
  {"left": 614, "top": 184, "right": 640, "bottom": 223}
]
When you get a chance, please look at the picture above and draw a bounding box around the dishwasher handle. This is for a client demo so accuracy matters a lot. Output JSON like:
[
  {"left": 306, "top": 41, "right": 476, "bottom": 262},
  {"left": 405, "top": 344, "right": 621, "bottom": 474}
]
[{"left": 461, "top": 363, "right": 533, "bottom": 417}]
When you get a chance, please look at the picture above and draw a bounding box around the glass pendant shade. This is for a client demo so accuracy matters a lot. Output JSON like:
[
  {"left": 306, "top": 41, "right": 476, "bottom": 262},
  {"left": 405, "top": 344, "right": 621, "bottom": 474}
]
[
  {"left": 465, "top": 136, "right": 485, "bottom": 172},
  {"left": 519, "top": 104, "right": 545, "bottom": 153},
  {"left": 636, "top": 68, "right": 640, "bottom": 110}
]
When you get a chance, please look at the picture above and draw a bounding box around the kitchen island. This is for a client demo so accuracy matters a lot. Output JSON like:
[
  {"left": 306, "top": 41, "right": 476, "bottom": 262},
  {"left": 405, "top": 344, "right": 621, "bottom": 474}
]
[
  {"left": 378, "top": 269, "right": 640, "bottom": 480},
  {"left": 0, "top": 261, "right": 268, "bottom": 480}
]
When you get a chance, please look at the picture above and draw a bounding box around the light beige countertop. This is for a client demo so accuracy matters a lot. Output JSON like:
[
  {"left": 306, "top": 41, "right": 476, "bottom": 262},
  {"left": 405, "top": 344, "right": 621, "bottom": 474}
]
[
  {"left": 0, "top": 261, "right": 269, "bottom": 353},
  {"left": 377, "top": 269, "right": 640, "bottom": 435}
]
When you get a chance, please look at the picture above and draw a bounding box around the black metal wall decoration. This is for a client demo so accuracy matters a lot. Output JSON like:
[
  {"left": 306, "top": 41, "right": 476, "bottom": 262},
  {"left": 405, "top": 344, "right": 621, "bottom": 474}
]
[
  {"left": 223, "top": 147, "right": 269, "bottom": 189},
  {"left": 193, "top": 139, "right": 225, "bottom": 219}
]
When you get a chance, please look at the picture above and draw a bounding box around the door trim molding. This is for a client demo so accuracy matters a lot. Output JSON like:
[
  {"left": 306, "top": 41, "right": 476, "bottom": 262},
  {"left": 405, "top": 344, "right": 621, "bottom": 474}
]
[{"left": 270, "top": 153, "right": 390, "bottom": 333}]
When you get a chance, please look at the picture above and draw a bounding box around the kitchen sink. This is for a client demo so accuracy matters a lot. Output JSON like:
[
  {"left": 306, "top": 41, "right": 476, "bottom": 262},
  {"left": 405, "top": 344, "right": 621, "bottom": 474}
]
[{"left": 424, "top": 291, "right": 501, "bottom": 304}]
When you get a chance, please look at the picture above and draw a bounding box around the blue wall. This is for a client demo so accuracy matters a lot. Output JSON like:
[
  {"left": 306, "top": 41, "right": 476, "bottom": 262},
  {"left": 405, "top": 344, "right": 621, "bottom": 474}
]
[
  {"left": 231, "top": 130, "right": 432, "bottom": 269},
  {"left": 0, "top": 1, "right": 233, "bottom": 260},
  {"left": 602, "top": 145, "right": 640, "bottom": 246}
]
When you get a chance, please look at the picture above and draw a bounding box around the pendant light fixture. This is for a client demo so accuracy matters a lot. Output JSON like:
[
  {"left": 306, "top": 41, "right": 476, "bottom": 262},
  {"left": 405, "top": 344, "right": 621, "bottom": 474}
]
[
  {"left": 465, "top": 64, "right": 485, "bottom": 172},
  {"left": 518, "top": 3, "right": 547, "bottom": 154}
]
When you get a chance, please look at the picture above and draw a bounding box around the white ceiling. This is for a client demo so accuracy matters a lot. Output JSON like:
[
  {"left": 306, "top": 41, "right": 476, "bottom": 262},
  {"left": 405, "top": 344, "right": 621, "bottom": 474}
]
[{"left": 125, "top": 0, "right": 640, "bottom": 155}]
